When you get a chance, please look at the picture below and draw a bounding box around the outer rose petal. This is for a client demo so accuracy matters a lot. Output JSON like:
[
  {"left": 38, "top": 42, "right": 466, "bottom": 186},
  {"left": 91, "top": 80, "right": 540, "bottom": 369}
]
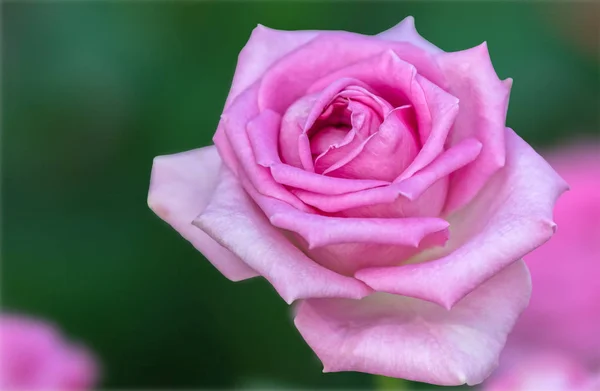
[
  {"left": 295, "top": 260, "right": 531, "bottom": 386},
  {"left": 377, "top": 16, "right": 443, "bottom": 55},
  {"left": 437, "top": 43, "right": 512, "bottom": 213},
  {"left": 355, "top": 129, "right": 568, "bottom": 309},
  {"left": 193, "top": 168, "right": 372, "bottom": 304},
  {"left": 214, "top": 26, "right": 319, "bottom": 174},
  {"left": 148, "top": 147, "right": 258, "bottom": 281},
  {"left": 259, "top": 33, "right": 445, "bottom": 113},
  {"left": 237, "top": 185, "right": 449, "bottom": 275},
  {"left": 220, "top": 84, "right": 311, "bottom": 212},
  {"left": 224, "top": 25, "right": 319, "bottom": 109}
]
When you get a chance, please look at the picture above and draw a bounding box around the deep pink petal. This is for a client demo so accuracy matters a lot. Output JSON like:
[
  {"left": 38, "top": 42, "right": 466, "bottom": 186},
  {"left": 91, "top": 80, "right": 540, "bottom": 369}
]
[
  {"left": 148, "top": 147, "right": 258, "bottom": 281},
  {"left": 437, "top": 43, "right": 512, "bottom": 213},
  {"left": 355, "top": 129, "right": 568, "bottom": 309},
  {"left": 322, "top": 106, "right": 419, "bottom": 181},
  {"left": 308, "top": 51, "right": 459, "bottom": 181},
  {"left": 295, "top": 260, "right": 531, "bottom": 386},
  {"left": 279, "top": 79, "right": 383, "bottom": 172},
  {"left": 377, "top": 16, "right": 443, "bottom": 55},
  {"left": 193, "top": 168, "right": 372, "bottom": 304}
]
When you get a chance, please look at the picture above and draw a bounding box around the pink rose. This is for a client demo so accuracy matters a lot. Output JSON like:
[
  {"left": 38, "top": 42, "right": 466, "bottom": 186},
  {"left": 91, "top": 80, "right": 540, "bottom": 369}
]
[
  {"left": 483, "top": 144, "right": 600, "bottom": 391},
  {"left": 0, "top": 314, "right": 98, "bottom": 391},
  {"left": 484, "top": 351, "right": 599, "bottom": 391},
  {"left": 508, "top": 145, "right": 600, "bottom": 363},
  {"left": 148, "top": 17, "right": 566, "bottom": 385}
]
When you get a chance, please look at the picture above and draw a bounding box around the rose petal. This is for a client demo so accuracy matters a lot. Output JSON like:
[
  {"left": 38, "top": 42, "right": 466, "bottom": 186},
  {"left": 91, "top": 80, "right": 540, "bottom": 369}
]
[
  {"left": 294, "top": 260, "right": 531, "bottom": 386},
  {"left": 395, "top": 137, "right": 482, "bottom": 199},
  {"left": 308, "top": 51, "right": 459, "bottom": 181},
  {"left": 292, "top": 137, "right": 481, "bottom": 215},
  {"left": 437, "top": 43, "right": 512, "bottom": 213},
  {"left": 248, "top": 191, "right": 449, "bottom": 274},
  {"left": 193, "top": 168, "right": 373, "bottom": 304},
  {"left": 377, "top": 16, "right": 443, "bottom": 55},
  {"left": 355, "top": 129, "right": 568, "bottom": 309},
  {"left": 322, "top": 106, "right": 420, "bottom": 181},
  {"left": 224, "top": 25, "right": 319, "bottom": 109},
  {"left": 214, "top": 26, "right": 320, "bottom": 175},
  {"left": 396, "top": 73, "right": 460, "bottom": 180},
  {"left": 220, "top": 84, "right": 311, "bottom": 212},
  {"left": 271, "top": 212, "right": 449, "bottom": 249},
  {"left": 271, "top": 163, "right": 390, "bottom": 195},
  {"left": 246, "top": 109, "right": 282, "bottom": 167},
  {"left": 279, "top": 79, "right": 383, "bottom": 172},
  {"left": 248, "top": 109, "right": 391, "bottom": 195},
  {"left": 259, "top": 33, "right": 445, "bottom": 113},
  {"left": 147, "top": 147, "right": 258, "bottom": 281}
]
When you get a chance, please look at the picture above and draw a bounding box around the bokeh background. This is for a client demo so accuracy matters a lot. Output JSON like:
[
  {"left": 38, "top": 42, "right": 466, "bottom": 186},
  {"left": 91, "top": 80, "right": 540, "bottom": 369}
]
[{"left": 2, "top": 1, "right": 598, "bottom": 389}]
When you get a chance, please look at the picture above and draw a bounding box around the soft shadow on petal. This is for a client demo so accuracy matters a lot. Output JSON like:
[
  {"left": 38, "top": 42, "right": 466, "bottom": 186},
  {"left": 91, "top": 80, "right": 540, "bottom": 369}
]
[
  {"left": 377, "top": 16, "right": 443, "bottom": 55},
  {"left": 271, "top": 212, "right": 449, "bottom": 249},
  {"left": 193, "top": 168, "right": 372, "bottom": 304},
  {"left": 295, "top": 260, "right": 531, "bottom": 386},
  {"left": 147, "top": 147, "right": 258, "bottom": 281},
  {"left": 437, "top": 43, "right": 512, "bottom": 213},
  {"left": 271, "top": 163, "right": 390, "bottom": 195},
  {"left": 355, "top": 129, "right": 568, "bottom": 309}
]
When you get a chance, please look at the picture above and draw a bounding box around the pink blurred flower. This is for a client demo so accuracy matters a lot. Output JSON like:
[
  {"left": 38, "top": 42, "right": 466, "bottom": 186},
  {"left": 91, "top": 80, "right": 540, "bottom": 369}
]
[
  {"left": 0, "top": 314, "right": 98, "bottom": 391},
  {"left": 486, "top": 351, "right": 598, "bottom": 391},
  {"left": 148, "top": 16, "right": 566, "bottom": 385},
  {"left": 483, "top": 144, "right": 600, "bottom": 390}
]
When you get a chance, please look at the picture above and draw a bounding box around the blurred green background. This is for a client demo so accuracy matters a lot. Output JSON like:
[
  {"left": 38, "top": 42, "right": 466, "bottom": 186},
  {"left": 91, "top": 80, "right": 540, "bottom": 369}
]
[{"left": 2, "top": 1, "right": 598, "bottom": 389}]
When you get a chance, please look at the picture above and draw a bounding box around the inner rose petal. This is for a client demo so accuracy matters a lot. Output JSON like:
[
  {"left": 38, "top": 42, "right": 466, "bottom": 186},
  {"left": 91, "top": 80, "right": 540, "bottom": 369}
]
[{"left": 279, "top": 79, "right": 420, "bottom": 182}]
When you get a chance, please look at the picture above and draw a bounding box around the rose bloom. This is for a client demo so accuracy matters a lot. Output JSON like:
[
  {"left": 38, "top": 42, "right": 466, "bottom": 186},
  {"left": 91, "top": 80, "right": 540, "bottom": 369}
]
[
  {"left": 483, "top": 145, "right": 600, "bottom": 391},
  {"left": 148, "top": 17, "right": 566, "bottom": 385},
  {"left": 0, "top": 314, "right": 97, "bottom": 391}
]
